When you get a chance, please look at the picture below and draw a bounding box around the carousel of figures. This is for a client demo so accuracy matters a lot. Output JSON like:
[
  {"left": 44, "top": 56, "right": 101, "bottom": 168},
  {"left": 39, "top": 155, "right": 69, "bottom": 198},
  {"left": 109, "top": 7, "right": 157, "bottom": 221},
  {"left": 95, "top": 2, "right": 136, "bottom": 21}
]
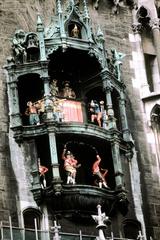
[
  {"left": 62, "top": 146, "right": 81, "bottom": 184},
  {"left": 92, "top": 154, "right": 109, "bottom": 188},
  {"left": 89, "top": 100, "right": 102, "bottom": 127},
  {"left": 38, "top": 158, "right": 48, "bottom": 189}
]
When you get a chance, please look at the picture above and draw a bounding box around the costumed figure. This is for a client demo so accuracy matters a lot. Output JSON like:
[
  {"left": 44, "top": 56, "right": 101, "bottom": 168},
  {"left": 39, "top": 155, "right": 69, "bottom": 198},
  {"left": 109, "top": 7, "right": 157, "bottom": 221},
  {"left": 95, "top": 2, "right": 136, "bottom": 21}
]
[
  {"left": 50, "top": 79, "right": 59, "bottom": 98},
  {"left": 62, "top": 146, "right": 81, "bottom": 184},
  {"left": 92, "top": 154, "right": 108, "bottom": 188},
  {"left": 89, "top": 100, "right": 102, "bottom": 127},
  {"left": 25, "top": 101, "right": 40, "bottom": 125},
  {"left": 38, "top": 158, "right": 48, "bottom": 189},
  {"left": 99, "top": 100, "right": 109, "bottom": 129},
  {"left": 59, "top": 81, "right": 76, "bottom": 99}
]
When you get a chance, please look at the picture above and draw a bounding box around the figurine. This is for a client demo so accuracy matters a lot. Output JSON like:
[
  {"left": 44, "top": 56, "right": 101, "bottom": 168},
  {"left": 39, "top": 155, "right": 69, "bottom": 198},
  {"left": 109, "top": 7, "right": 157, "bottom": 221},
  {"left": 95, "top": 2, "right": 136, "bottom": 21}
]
[
  {"left": 38, "top": 158, "right": 48, "bottom": 189},
  {"left": 92, "top": 155, "right": 108, "bottom": 188},
  {"left": 50, "top": 79, "right": 59, "bottom": 97},
  {"left": 89, "top": 100, "right": 102, "bottom": 127},
  {"left": 70, "top": 24, "right": 80, "bottom": 38},
  {"left": 111, "top": 48, "right": 125, "bottom": 81},
  {"left": 59, "top": 81, "right": 76, "bottom": 99},
  {"left": 25, "top": 101, "right": 40, "bottom": 125},
  {"left": 62, "top": 146, "right": 81, "bottom": 184},
  {"left": 12, "top": 29, "right": 27, "bottom": 63}
]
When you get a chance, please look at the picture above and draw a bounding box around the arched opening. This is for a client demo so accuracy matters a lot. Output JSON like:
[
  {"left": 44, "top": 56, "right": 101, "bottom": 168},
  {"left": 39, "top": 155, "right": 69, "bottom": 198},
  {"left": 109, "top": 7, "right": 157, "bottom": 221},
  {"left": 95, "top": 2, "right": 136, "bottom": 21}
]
[
  {"left": 23, "top": 208, "right": 41, "bottom": 229},
  {"left": 57, "top": 138, "right": 116, "bottom": 189},
  {"left": 17, "top": 74, "right": 44, "bottom": 125},
  {"left": 122, "top": 219, "right": 141, "bottom": 239}
]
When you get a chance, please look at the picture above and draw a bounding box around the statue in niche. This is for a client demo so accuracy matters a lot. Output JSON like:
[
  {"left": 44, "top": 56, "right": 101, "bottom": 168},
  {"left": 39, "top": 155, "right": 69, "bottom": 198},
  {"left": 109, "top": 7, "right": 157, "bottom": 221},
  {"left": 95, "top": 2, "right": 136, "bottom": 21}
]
[
  {"left": 70, "top": 24, "right": 80, "bottom": 38},
  {"left": 25, "top": 101, "right": 40, "bottom": 125},
  {"left": 59, "top": 81, "right": 76, "bottom": 99},
  {"left": 50, "top": 79, "right": 59, "bottom": 97},
  {"left": 111, "top": 48, "right": 125, "bottom": 81},
  {"left": 89, "top": 100, "right": 102, "bottom": 127},
  {"left": 26, "top": 33, "right": 39, "bottom": 61},
  {"left": 62, "top": 145, "right": 81, "bottom": 184},
  {"left": 38, "top": 158, "right": 48, "bottom": 189},
  {"left": 12, "top": 29, "right": 27, "bottom": 63},
  {"left": 92, "top": 154, "right": 109, "bottom": 188}
]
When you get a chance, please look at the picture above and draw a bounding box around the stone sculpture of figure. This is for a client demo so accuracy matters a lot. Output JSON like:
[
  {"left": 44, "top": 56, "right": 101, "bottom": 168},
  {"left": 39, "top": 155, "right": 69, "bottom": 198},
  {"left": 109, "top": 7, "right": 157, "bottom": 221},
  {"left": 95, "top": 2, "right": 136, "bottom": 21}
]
[
  {"left": 59, "top": 81, "right": 76, "bottom": 99},
  {"left": 94, "top": 0, "right": 100, "bottom": 10},
  {"left": 62, "top": 146, "right": 81, "bottom": 184},
  {"left": 112, "top": 0, "right": 124, "bottom": 14},
  {"left": 111, "top": 48, "right": 126, "bottom": 81},
  {"left": 92, "top": 155, "right": 108, "bottom": 188},
  {"left": 89, "top": 100, "right": 102, "bottom": 127},
  {"left": 25, "top": 101, "right": 40, "bottom": 125},
  {"left": 50, "top": 79, "right": 59, "bottom": 97},
  {"left": 12, "top": 29, "right": 27, "bottom": 63},
  {"left": 38, "top": 158, "right": 48, "bottom": 189},
  {"left": 71, "top": 24, "right": 80, "bottom": 38}
]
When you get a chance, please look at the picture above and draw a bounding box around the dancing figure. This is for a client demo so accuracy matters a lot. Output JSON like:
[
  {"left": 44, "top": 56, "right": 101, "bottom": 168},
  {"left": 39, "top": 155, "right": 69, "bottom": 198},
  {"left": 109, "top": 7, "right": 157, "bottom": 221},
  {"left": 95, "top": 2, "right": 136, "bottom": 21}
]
[
  {"left": 62, "top": 146, "right": 81, "bottom": 184},
  {"left": 92, "top": 155, "right": 108, "bottom": 188}
]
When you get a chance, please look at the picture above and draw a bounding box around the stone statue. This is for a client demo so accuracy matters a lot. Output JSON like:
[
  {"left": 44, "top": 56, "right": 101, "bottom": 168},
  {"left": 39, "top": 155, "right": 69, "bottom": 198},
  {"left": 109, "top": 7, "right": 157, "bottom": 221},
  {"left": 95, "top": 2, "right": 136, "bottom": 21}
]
[
  {"left": 12, "top": 29, "right": 27, "bottom": 63},
  {"left": 111, "top": 48, "right": 125, "bottom": 81}
]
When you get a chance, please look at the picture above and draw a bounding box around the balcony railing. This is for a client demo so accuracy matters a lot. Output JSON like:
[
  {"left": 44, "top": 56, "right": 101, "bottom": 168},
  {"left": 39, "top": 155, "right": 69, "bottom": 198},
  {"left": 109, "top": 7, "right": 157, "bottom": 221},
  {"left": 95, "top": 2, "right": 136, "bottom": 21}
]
[{"left": 0, "top": 224, "right": 138, "bottom": 240}]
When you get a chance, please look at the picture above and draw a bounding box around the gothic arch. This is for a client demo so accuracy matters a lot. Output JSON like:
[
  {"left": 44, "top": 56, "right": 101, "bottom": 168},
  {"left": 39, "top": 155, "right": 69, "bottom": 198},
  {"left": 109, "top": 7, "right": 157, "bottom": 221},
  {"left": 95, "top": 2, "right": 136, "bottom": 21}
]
[{"left": 23, "top": 207, "right": 42, "bottom": 229}]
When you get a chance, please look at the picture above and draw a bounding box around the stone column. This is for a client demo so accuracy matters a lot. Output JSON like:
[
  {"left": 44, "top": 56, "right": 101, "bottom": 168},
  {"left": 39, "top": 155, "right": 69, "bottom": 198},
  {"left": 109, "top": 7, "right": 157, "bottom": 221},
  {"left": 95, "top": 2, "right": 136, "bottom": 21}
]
[
  {"left": 48, "top": 131, "right": 62, "bottom": 193},
  {"left": 131, "top": 20, "right": 150, "bottom": 97},
  {"left": 41, "top": 64, "right": 53, "bottom": 120},
  {"left": 118, "top": 90, "right": 131, "bottom": 142},
  {"left": 150, "top": 18, "right": 160, "bottom": 73},
  {"left": 37, "top": 15, "right": 47, "bottom": 61},
  {"left": 101, "top": 69, "right": 117, "bottom": 129},
  {"left": 111, "top": 140, "right": 124, "bottom": 189},
  {"left": 8, "top": 78, "right": 22, "bottom": 128},
  {"left": 149, "top": 18, "right": 160, "bottom": 92}
]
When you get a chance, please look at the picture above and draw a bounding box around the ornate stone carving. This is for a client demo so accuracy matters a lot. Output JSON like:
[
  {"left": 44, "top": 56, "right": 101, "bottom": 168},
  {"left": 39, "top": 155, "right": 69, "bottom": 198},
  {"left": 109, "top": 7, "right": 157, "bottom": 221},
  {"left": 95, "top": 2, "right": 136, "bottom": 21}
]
[{"left": 132, "top": 22, "right": 143, "bottom": 34}]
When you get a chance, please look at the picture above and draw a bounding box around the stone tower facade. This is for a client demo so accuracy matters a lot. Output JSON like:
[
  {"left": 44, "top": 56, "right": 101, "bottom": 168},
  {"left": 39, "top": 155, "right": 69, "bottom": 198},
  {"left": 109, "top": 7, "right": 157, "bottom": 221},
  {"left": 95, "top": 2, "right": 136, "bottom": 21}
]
[{"left": 0, "top": 0, "right": 160, "bottom": 240}]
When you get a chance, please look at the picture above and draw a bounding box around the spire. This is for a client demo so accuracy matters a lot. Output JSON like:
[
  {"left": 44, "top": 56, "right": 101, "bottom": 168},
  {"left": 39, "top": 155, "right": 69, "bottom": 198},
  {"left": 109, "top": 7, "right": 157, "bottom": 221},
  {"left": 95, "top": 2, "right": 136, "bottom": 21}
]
[
  {"left": 83, "top": 0, "right": 90, "bottom": 20},
  {"left": 36, "top": 15, "right": 47, "bottom": 61}
]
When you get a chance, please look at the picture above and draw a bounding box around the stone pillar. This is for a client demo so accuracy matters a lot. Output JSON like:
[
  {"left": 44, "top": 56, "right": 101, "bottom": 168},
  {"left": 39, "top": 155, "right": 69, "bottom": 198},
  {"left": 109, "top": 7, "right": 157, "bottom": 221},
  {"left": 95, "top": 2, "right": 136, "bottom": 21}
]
[
  {"left": 56, "top": 0, "right": 66, "bottom": 38},
  {"left": 48, "top": 131, "right": 62, "bottom": 193},
  {"left": 149, "top": 18, "right": 160, "bottom": 92},
  {"left": 7, "top": 78, "right": 22, "bottom": 128},
  {"left": 131, "top": 19, "right": 150, "bottom": 97},
  {"left": 118, "top": 90, "right": 131, "bottom": 142},
  {"left": 101, "top": 69, "right": 117, "bottom": 129},
  {"left": 150, "top": 18, "right": 160, "bottom": 74},
  {"left": 37, "top": 15, "right": 47, "bottom": 61},
  {"left": 111, "top": 140, "right": 124, "bottom": 189},
  {"left": 41, "top": 63, "right": 53, "bottom": 120}
]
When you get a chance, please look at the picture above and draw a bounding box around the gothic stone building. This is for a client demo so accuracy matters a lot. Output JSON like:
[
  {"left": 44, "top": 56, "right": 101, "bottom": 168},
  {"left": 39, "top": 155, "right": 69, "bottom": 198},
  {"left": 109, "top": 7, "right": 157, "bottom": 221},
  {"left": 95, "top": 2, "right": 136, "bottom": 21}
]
[{"left": 0, "top": 0, "right": 160, "bottom": 240}]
